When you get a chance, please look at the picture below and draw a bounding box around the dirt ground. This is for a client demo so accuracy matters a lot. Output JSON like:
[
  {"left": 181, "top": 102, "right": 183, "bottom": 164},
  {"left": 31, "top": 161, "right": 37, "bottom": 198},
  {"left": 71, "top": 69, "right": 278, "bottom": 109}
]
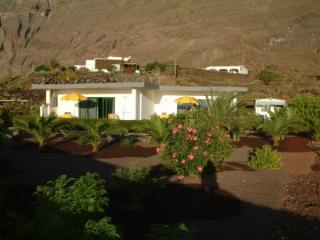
[{"left": 1, "top": 134, "right": 319, "bottom": 239}]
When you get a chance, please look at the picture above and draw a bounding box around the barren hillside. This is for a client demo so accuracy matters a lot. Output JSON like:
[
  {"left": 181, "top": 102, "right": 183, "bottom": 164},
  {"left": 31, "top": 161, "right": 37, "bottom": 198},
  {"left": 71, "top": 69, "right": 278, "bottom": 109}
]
[{"left": 0, "top": 0, "right": 320, "bottom": 77}]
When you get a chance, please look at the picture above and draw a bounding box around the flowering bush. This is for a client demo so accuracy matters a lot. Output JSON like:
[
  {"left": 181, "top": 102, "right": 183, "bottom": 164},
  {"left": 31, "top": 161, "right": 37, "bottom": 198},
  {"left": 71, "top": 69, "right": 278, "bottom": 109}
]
[{"left": 159, "top": 124, "right": 233, "bottom": 176}]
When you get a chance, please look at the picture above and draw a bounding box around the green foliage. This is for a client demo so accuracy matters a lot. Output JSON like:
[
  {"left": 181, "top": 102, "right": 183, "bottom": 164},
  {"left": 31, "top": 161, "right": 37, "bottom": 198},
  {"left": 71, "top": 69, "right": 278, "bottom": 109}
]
[
  {"left": 13, "top": 112, "right": 67, "bottom": 148},
  {"left": 199, "top": 94, "right": 259, "bottom": 140},
  {"left": 145, "top": 61, "right": 169, "bottom": 72},
  {"left": 258, "top": 70, "right": 282, "bottom": 85},
  {"left": 36, "top": 173, "right": 108, "bottom": 214},
  {"left": 65, "top": 119, "right": 127, "bottom": 152},
  {"left": 120, "top": 137, "right": 134, "bottom": 148},
  {"left": 113, "top": 162, "right": 151, "bottom": 184},
  {"left": 289, "top": 95, "right": 320, "bottom": 140},
  {"left": 34, "top": 64, "right": 49, "bottom": 72},
  {"left": 258, "top": 107, "right": 303, "bottom": 146},
  {"left": 0, "top": 119, "right": 6, "bottom": 143},
  {"left": 83, "top": 218, "right": 121, "bottom": 240},
  {"left": 116, "top": 120, "right": 148, "bottom": 133},
  {"left": 112, "top": 162, "right": 159, "bottom": 205},
  {"left": 146, "top": 115, "right": 170, "bottom": 144},
  {"left": 160, "top": 124, "right": 233, "bottom": 176},
  {"left": 6, "top": 173, "right": 120, "bottom": 240},
  {"left": 145, "top": 223, "right": 194, "bottom": 240},
  {"left": 249, "top": 145, "right": 282, "bottom": 169}
]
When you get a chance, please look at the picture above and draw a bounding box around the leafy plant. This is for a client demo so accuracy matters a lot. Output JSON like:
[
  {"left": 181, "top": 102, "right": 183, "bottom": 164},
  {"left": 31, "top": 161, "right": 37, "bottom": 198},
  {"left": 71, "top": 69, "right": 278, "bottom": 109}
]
[
  {"left": 199, "top": 94, "right": 258, "bottom": 141},
  {"left": 120, "top": 137, "right": 135, "bottom": 148},
  {"left": 112, "top": 162, "right": 159, "bottom": 205},
  {"left": 144, "top": 61, "right": 169, "bottom": 72},
  {"left": 289, "top": 95, "right": 320, "bottom": 140},
  {"left": 146, "top": 115, "right": 170, "bottom": 144},
  {"left": 258, "top": 70, "right": 282, "bottom": 85},
  {"left": 34, "top": 64, "right": 49, "bottom": 72},
  {"left": 160, "top": 124, "right": 233, "bottom": 176},
  {"left": 248, "top": 145, "right": 282, "bottom": 169},
  {"left": 258, "top": 107, "right": 303, "bottom": 146},
  {"left": 5, "top": 173, "right": 120, "bottom": 240},
  {"left": 145, "top": 223, "right": 194, "bottom": 240},
  {"left": 65, "top": 119, "right": 127, "bottom": 152},
  {"left": 13, "top": 112, "right": 67, "bottom": 149}
]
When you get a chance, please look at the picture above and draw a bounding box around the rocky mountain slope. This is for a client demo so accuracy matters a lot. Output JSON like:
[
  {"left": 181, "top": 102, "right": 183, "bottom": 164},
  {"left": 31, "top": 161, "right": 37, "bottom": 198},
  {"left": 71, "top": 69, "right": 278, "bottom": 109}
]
[{"left": 0, "top": 0, "right": 320, "bottom": 78}]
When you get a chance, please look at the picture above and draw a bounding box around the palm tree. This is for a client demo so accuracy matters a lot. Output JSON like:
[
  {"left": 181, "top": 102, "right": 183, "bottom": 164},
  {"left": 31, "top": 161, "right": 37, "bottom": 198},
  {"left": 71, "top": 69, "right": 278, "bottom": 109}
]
[
  {"left": 258, "top": 107, "right": 303, "bottom": 146},
  {"left": 13, "top": 112, "right": 66, "bottom": 149},
  {"left": 146, "top": 115, "right": 169, "bottom": 144},
  {"left": 65, "top": 119, "right": 127, "bottom": 152},
  {"left": 199, "top": 94, "right": 258, "bottom": 140}
]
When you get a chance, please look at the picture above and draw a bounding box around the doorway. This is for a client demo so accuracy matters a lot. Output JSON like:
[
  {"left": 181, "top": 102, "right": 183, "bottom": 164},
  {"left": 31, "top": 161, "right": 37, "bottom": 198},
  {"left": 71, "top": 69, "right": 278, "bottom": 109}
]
[{"left": 79, "top": 97, "right": 115, "bottom": 119}]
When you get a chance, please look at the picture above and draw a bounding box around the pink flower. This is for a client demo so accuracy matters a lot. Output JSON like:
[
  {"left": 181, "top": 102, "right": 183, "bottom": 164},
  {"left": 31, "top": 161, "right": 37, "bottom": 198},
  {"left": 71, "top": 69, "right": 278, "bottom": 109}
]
[
  {"left": 187, "top": 127, "right": 193, "bottom": 133},
  {"left": 192, "top": 136, "right": 198, "bottom": 141},
  {"left": 172, "top": 152, "right": 177, "bottom": 159},
  {"left": 192, "top": 128, "right": 198, "bottom": 134},
  {"left": 193, "top": 145, "right": 199, "bottom": 151},
  {"left": 172, "top": 128, "right": 179, "bottom": 135},
  {"left": 188, "top": 153, "right": 195, "bottom": 161},
  {"left": 178, "top": 124, "right": 183, "bottom": 129},
  {"left": 181, "top": 159, "right": 186, "bottom": 165},
  {"left": 156, "top": 147, "right": 160, "bottom": 153},
  {"left": 203, "top": 151, "right": 208, "bottom": 157},
  {"left": 186, "top": 134, "right": 193, "bottom": 140},
  {"left": 197, "top": 166, "right": 203, "bottom": 173}
]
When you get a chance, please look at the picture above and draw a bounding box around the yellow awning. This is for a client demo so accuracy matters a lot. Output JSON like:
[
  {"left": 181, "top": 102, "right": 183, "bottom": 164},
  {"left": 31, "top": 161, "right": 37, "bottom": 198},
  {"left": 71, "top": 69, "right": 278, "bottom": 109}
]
[
  {"left": 61, "top": 92, "right": 87, "bottom": 101},
  {"left": 175, "top": 96, "right": 198, "bottom": 105}
]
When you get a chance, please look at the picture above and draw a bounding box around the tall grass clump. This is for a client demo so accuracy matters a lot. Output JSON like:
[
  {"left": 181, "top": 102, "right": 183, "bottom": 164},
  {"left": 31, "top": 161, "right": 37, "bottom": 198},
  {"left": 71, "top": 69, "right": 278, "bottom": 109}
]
[{"left": 248, "top": 145, "right": 282, "bottom": 169}]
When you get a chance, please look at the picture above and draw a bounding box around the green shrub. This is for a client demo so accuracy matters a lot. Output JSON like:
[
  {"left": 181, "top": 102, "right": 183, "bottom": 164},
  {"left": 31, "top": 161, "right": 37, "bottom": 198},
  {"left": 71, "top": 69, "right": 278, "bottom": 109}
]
[
  {"left": 160, "top": 124, "right": 233, "bottom": 176},
  {"left": 248, "top": 145, "right": 282, "bottom": 169},
  {"left": 258, "top": 70, "right": 282, "bottom": 85},
  {"left": 289, "top": 95, "right": 320, "bottom": 140},
  {"left": 145, "top": 223, "right": 194, "bottom": 240},
  {"left": 34, "top": 64, "right": 49, "bottom": 72},
  {"left": 145, "top": 61, "right": 169, "bottom": 72},
  {"left": 113, "top": 162, "right": 151, "bottom": 185},
  {"left": 6, "top": 173, "right": 120, "bottom": 240},
  {"left": 116, "top": 120, "right": 148, "bottom": 133},
  {"left": 112, "top": 163, "right": 159, "bottom": 205},
  {"left": 146, "top": 115, "right": 170, "bottom": 144},
  {"left": 120, "top": 137, "right": 134, "bottom": 148}
]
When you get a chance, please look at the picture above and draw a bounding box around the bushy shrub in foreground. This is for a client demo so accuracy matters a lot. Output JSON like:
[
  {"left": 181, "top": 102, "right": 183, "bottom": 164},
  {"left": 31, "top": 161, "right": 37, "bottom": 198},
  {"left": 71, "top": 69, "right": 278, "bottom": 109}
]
[
  {"left": 6, "top": 173, "right": 120, "bottom": 240},
  {"left": 159, "top": 124, "right": 233, "bottom": 176},
  {"left": 248, "top": 145, "right": 282, "bottom": 169}
]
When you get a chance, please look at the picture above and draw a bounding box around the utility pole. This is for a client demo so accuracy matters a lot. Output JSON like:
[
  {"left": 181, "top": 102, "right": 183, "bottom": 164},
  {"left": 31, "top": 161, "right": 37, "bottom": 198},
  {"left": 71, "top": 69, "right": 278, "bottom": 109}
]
[{"left": 174, "top": 57, "right": 177, "bottom": 79}]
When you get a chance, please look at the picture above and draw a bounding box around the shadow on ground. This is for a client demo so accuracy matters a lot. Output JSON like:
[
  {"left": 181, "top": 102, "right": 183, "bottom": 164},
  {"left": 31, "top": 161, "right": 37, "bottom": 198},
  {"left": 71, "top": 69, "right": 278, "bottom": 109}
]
[{"left": 1, "top": 139, "right": 319, "bottom": 240}]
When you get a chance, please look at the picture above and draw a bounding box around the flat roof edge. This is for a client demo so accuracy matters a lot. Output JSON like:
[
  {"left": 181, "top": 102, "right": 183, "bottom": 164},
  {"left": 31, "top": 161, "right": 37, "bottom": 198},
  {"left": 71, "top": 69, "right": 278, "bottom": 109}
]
[
  {"left": 31, "top": 82, "right": 149, "bottom": 90},
  {"left": 159, "top": 85, "right": 248, "bottom": 92}
]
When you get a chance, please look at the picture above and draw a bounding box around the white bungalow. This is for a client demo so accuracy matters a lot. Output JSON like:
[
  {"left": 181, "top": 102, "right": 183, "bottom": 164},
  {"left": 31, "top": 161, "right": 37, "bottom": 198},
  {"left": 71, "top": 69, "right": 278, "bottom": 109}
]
[
  {"left": 254, "top": 98, "right": 286, "bottom": 119},
  {"left": 32, "top": 82, "right": 248, "bottom": 120},
  {"left": 203, "top": 66, "right": 249, "bottom": 75}
]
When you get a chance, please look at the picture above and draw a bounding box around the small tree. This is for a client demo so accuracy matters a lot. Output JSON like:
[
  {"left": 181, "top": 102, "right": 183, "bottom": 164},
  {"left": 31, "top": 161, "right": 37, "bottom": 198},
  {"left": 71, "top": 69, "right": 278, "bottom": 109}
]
[
  {"left": 258, "top": 108, "right": 303, "bottom": 146},
  {"left": 146, "top": 115, "right": 170, "bottom": 144},
  {"left": 145, "top": 61, "right": 168, "bottom": 72},
  {"left": 13, "top": 112, "right": 66, "bottom": 149},
  {"left": 66, "top": 119, "right": 127, "bottom": 152}
]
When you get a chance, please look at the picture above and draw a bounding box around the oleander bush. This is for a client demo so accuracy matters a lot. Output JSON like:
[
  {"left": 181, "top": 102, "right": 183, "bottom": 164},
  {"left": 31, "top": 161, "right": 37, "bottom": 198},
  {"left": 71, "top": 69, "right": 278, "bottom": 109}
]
[
  {"left": 159, "top": 124, "right": 233, "bottom": 176},
  {"left": 248, "top": 145, "right": 282, "bottom": 169}
]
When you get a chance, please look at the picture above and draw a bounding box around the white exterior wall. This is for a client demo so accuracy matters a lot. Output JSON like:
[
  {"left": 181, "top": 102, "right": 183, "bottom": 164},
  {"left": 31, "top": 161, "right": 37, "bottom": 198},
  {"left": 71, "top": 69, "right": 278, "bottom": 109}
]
[
  {"left": 56, "top": 89, "right": 134, "bottom": 120},
  {"left": 154, "top": 91, "right": 214, "bottom": 115}
]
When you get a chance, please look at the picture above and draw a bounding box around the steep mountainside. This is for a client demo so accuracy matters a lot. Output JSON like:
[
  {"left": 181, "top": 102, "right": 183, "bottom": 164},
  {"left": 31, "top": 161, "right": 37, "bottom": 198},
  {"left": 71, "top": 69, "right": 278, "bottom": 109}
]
[{"left": 0, "top": 0, "right": 320, "bottom": 77}]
